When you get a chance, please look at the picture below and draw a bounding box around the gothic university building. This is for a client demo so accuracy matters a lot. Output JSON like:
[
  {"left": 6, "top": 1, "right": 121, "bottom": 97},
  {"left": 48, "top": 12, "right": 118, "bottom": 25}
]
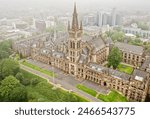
[{"left": 13, "top": 4, "right": 150, "bottom": 102}]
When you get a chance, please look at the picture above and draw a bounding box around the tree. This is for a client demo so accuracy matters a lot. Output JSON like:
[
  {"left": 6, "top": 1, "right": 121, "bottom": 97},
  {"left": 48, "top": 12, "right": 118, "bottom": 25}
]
[
  {"left": 0, "top": 76, "right": 27, "bottom": 102},
  {"left": 31, "top": 78, "right": 40, "bottom": 86},
  {"left": 111, "top": 31, "right": 125, "bottom": 42},
  {"left": 21, "top": 78, "right": 30, "bottom": 86},
  {"left": 0, "top": 76, "right": 20, "bottom": 101},
  {"left": 15, "top": 72, "right": 30, "bottom": 86},
  {"left": 15, "top": 72, "right": 24, "bottom": 82},
  {"left": 108, "top": 47, "right": 122, "bottom": 69},
  {"left": 137, "top": 22, "right": 149, "bottom": 30},
  {"left": 0, "top": 59, "right": 20, "bottom": 79},
  {"left": 10, "top": 86, "right": 28, "bottom": 102},
  {"left": 0, "top": 50, "right": 9, "bottom": 59},
  {"left": 0, "top": 40, "right": 12, "bottom": 60},
  {"left": 106, "top": 31, "right": 125, "bottom": 42},
  {"left": 16, "top": 72, "right": 30, "bottom": 86}
]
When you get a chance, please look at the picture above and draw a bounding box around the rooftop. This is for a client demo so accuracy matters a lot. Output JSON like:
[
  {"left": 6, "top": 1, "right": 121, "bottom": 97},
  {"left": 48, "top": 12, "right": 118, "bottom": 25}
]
[
  {"left": 115, "top": 42, "right": 144, "bottom": 55},
  {"left": 52, "top": 51, "right": 65, "bottom": 59},
  {"left": 132, "top": 69, "right": 148, "bottom": 81},
  {"left": 141, "top": 57, "right": 150, "bottom": 70},
  {"left": 88, "top": 63, "right": 130, "bottom": 81}
]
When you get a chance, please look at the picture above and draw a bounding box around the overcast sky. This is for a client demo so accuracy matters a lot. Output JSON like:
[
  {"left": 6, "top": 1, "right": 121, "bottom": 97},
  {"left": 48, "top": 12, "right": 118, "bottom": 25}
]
[{"left": 0, "top": 0, "right": 150, "bottom": 11}]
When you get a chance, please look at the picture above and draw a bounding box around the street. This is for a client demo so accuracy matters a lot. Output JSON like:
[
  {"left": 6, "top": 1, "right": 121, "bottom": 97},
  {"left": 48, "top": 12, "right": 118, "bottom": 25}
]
[{"left": 21, "top": 59, "right": 110, "bottom": 102}]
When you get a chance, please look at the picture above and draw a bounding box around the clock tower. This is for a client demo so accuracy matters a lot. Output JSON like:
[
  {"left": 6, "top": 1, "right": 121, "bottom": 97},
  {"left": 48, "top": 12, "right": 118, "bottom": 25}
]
[{"left": 68, "top": 3, "right": 83, "bottom": 76}]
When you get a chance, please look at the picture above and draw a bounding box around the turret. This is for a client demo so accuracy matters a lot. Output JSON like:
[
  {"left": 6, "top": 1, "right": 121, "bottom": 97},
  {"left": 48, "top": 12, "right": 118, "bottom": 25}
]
[{"left": 80, "top": 21, "right": 83, "bottom": 30}]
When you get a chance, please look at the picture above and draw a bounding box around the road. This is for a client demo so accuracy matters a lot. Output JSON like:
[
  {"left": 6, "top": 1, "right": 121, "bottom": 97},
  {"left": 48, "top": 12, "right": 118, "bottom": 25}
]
[
  {"left": 27, "top": 59, "right": 110, "bottom": 94},
  {"left": 20, "top": 64, "right": 101, "bottom": 102}
]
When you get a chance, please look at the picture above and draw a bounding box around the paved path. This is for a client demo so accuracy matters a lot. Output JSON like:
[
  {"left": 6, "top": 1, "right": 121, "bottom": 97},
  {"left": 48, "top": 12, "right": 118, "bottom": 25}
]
[{"left": 20, "top": 64, "right": 101, "bottom": 102}]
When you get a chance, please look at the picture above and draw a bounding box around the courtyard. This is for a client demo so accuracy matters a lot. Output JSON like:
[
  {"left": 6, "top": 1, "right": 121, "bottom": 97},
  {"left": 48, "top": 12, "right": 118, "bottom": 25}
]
[{"left": 117, "top": 63, "right": 134, "bottom": 75}]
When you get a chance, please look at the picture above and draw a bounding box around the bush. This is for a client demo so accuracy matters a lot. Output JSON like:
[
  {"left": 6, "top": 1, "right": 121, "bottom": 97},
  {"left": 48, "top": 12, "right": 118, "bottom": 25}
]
[
  {"left": 21, "top": 78, "right": 30, "bottom": 86},
  {"left": 15, "top": 72, "right": 24, "bottom": 82},
  {"left": 31, "top": 78, "right": 40, "bottom": 86}
]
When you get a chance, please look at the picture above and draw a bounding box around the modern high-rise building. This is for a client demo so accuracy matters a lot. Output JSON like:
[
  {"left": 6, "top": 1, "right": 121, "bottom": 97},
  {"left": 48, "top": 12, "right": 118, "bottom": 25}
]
[
  {"left": 83, "top": 14, "right": 96, "bottom": 26},
  {"left": 97, "top": 12, "right": 103, "bottom": 27},
  {"left": 102, "top": 13, "right": 109, "bottom": 26},
  {"left": 96, "top": 8, "right": 122, "bottom": 27},
  {"left": 111, "top": 8, "right": 117, "bottom": 26},
  {"left": 116, "top": 14, "right": 123, "bottom": 26}
]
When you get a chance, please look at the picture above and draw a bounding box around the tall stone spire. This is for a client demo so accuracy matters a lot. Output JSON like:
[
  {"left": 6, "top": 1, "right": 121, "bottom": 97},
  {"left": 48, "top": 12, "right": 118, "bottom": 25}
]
[{"left": 72, "top": 2, "right": 79, "bottom": 30}]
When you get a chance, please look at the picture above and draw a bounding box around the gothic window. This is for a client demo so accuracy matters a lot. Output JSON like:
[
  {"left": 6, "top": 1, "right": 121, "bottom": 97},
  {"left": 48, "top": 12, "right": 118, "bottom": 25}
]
[
  {"left": 73, "top": 42, "right": 75, "bottom": 49},
  {"left": 70, "top": 42, "right": 72, "bottom": 48},
  {"left": 77, "top": 42, "right": 80, "bottom": 48},
  {"left": 70, "top": 57, "right": 72, "bottom": 62},
  {"left": 73, "top": 58, "right": 75, "bottom": 62},
  {"left": 71, "top": 65, "right": 74, "bottom": 70}
]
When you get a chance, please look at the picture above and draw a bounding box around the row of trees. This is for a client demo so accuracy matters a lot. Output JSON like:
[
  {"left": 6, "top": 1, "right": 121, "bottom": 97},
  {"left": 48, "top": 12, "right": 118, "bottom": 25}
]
[{"left": 0, "top": 40, "right": 28, "bottom": 102}]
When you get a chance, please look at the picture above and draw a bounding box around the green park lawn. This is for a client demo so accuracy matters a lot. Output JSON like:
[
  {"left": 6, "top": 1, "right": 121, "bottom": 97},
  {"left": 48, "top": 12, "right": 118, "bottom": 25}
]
[
  {"left": 117, "top": 64, "right": 134, "bottom": 75},
  {"left": 76, "top": 84, "right": 97, "bottom": 97},
  {"left": 21, "top": 61, "right": 55, "bottom": 77},
  {"left": 76, "top": 84, "right": 128, "bottom": 102},
  {"left": 21, "top": 70, "right": 88, "bottom": 102},
  {"left": 98, "top": 90, "right": 128, "bottom": 102}
]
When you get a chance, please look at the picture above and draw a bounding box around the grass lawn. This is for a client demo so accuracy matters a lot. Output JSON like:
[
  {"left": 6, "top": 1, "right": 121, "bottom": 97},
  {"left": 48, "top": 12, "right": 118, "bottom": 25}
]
[
  {"left": 76, "top": 84, "right": 97, "bottom": 97},
  {"left": 117, "top": 64, "right": 133, "bottom": 75},
  {"left": 21, "top": 70, "right": 88, "bottom": 102},
  {"left": 21, "top": 61, "right": 55, "bottom": 77},
  {"left": 98, "top": 90, "right": 128, "bottom": 102}
]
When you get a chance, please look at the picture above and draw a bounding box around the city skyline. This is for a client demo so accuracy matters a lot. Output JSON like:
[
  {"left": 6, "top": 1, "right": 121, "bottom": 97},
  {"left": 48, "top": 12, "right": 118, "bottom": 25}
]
[
  {"left": 0, "top": 0, "right": 150, "bottom": 103},
  {"left": 0, "top": 0, "right": 150, "bottom": 11}
]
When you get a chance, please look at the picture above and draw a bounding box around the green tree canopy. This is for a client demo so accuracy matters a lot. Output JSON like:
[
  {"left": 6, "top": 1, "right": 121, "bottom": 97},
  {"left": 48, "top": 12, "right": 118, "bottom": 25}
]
[
  {"left": 0, "top": 59, "right": 20, "bottom": 79},
  {"left": 0, "top": 51, "right": 9, "bottom": 59},
  {"left": 108, "top": 47, "right": 122, "bottom": 69},
  {"left": 0, "top": 76, "right": 27, "bottom": 102},
  {"left": 106, "top": 31, "right": 125, "bottom": 42},
  {"left": 137, "top": 22, "right": 149, "bottom": 30},
  {"left": 10, "top": 86, "right": 28, "bottom": 102},
  {"left": 0, "top": 40, "right": 12, "bottom": 60},
  {"left": 15, "top": 72, "right": 24, "bottom": 82}
]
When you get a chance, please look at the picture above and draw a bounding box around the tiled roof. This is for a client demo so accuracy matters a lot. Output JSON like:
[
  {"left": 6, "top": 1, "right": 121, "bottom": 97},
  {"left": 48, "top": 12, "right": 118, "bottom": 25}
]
[
  {"left": 132, "top": 69, "right": 148, "bottom": 81},
  {"left": 87, "top": 63, "right": 130, "bottom": 81},
  {"left": 115, "top": 42, "right": 144, "bottom": 55}
]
